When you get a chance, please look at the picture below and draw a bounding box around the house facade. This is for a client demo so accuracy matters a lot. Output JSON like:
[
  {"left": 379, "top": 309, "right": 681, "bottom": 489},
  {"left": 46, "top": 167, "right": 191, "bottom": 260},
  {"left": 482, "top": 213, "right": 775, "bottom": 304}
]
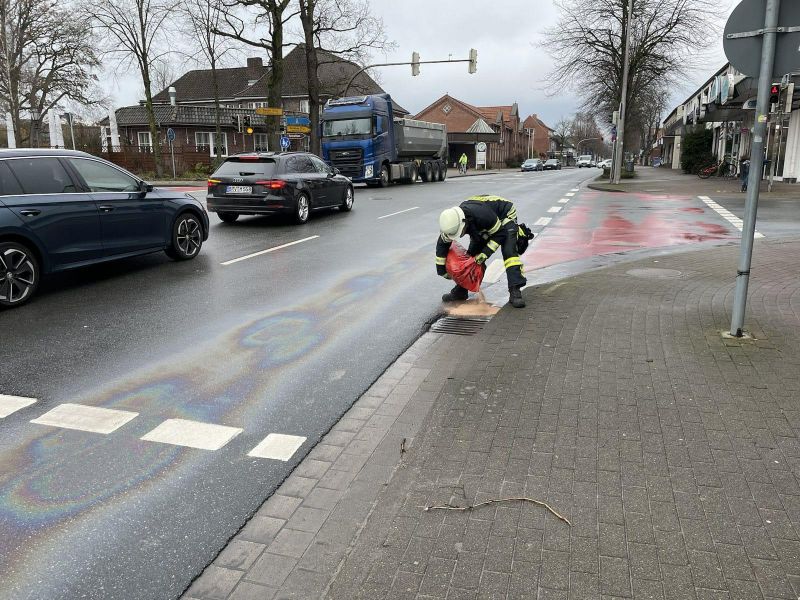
[{"left": 521, "top": 114, "right": 555, "bottom": 158}]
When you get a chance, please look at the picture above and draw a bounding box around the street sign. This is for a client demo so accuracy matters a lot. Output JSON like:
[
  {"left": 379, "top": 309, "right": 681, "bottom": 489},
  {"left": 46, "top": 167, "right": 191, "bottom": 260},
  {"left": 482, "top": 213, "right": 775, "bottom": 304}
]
[
  {"left": 286, "top": 116, "right": 311, "bottom": 126},
  {"left": 280, "top": 135, "right": 290, "bottom": 150},
  {"left": 724, "top": 0, "right": 800, "bottom": 78},
  {"left": 166, "top": 128, "right": 176, "bottom": 142},
  {"left": 286, "top": 125, "right": 310, "bottom": 134},
  {"left": 287, "top": 133, "right": 305, "bottom": 140},
  {"left": 256, "top": 107, "right": 283, "bottom": 116}
]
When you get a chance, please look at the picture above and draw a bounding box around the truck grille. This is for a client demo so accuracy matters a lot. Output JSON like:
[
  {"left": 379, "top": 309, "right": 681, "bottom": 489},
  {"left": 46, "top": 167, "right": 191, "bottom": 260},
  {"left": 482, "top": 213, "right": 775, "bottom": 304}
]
[{"left": 329, "top": 148, "right": 363, "bottom": 178}]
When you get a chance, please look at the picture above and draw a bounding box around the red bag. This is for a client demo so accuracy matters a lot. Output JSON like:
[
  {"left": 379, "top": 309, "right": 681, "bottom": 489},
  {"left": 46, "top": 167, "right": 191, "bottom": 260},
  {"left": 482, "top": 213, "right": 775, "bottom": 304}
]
[{"left": 445, "top": 242, "right": 485, "bottom": 293}]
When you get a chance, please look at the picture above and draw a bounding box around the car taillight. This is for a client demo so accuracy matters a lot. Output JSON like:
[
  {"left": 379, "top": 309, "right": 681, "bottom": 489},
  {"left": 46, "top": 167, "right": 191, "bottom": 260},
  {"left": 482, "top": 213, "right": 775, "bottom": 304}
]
[
  {"left": 207, "top": 178, "right": 220, "bottom": 189},
  {"left": 255, "top": 180, "right": 286, "bottom": 189}
]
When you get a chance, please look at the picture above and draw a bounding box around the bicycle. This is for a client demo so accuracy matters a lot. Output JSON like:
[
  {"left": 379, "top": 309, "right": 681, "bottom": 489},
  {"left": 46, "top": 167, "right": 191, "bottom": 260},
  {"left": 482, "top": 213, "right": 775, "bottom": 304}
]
[{"left": 698, "top": 159, "right": 737, "bottom": 179}]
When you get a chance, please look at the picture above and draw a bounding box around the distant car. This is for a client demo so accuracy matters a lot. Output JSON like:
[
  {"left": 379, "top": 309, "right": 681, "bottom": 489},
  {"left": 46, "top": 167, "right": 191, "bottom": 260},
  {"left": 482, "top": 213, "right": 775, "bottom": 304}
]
[
  {"left": 543, "top": 159, "right": 562, "bottom": 170},
  {"left": 207, "top": 152, "right": 354, "bottom": 224},
  {"left": 577, "top": 155, "right": 594, "bottom": 168},
  {"left": 521, "top": 158, "right": 543, "bottom": 172},
  {"left": 598, "top": 159, "right": 613, "bottom": 169},
  {"left": 0, "top": 149, "right": 208, "bottom": 308}
]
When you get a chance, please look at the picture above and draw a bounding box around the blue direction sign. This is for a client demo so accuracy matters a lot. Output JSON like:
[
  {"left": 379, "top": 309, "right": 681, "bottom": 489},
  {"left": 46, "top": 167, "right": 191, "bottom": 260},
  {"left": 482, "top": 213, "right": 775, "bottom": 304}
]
[
  {"left": 286, "top": 116, "right": 311, "bottom": 126},
  {"left": 280, "top": 135, "right": 290, "bottom": 150},
  {"left": 166, "top": 127, "right": 176, "bottom": 142}
]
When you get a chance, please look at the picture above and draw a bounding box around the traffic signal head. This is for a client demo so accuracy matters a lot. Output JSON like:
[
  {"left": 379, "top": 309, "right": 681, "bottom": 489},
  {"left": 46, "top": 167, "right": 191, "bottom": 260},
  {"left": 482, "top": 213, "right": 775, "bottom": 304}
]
[
  {"left": 411, "top": 51, "right": 420, "bottom": 76},
  {"left": 245, "top": 127, "right": 254, "bottom": 135},
  {"left": 243, "top": 115, "right": 251, "bottom": 127},
  {"left": 468, "top": 48, "right": 477, "bottom": 74},
  {"left": 770, "top": 84, "right": 780, "bottom": 106}
]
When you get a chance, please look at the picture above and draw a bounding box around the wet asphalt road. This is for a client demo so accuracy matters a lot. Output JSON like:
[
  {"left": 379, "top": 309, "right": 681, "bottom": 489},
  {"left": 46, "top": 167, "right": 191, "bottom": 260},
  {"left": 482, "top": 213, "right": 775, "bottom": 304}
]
[{"left": 0, "top": 168, "right": 598, "bottom": 599}]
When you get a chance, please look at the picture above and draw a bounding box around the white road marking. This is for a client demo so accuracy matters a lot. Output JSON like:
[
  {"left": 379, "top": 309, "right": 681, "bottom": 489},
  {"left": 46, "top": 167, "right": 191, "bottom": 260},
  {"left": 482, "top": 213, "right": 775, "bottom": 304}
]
[
  {"left": 698, "top": 196, "right": 765, "bottom": 238},
  {"left": 141, "top": 418, "right": 243, "bottom": 450},
  {"left": 221, "top": 236, "right": 319, "bottom": 266},
  {"left": 558, "top": 198, "right": 569, "bottom": 203},
  {"left": 535, "top": 217, "right": 552, "bottom": 226},
  {"left": 31, "top": 403, "right": 138, "bottom": 434},
  {"left": 565, "top": 192, "right": 575, "bottom": 197},
  {"left": 0, "top": 394, "right": 37, "bottom": 418},
  {"left": 547, "top": 206, "right": 562, "bottom": 213},
  {"left": 248, "top": 433, "right": 307, "bottom": 461},
  {"left": 571, "top": 188, "right": 579, "bottom": 191},
  {"left": 377, "top": 206, "right": 419, "bottom": 220},
  {"left": 483, "top": 259, "right": 505, "bottom": 284}
]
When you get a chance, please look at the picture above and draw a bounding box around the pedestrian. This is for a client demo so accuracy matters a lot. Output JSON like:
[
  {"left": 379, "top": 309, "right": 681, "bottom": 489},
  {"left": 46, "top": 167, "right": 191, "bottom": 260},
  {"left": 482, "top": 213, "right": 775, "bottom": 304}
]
[
  {"left": 740, "top": 155, "right": 750, "bottom": 192},
  {"left": 459, "top": 152, "right": 468, "bottom": 174},
  {"left": 436, "top": 195, "right": 526, "bottom": 308}
]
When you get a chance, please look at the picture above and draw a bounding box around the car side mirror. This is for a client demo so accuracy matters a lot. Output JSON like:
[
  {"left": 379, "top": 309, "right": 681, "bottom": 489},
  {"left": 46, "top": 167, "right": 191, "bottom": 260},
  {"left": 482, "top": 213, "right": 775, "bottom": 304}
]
[{"left": 139, "top": 180, "right": 153, "bottom": 194}]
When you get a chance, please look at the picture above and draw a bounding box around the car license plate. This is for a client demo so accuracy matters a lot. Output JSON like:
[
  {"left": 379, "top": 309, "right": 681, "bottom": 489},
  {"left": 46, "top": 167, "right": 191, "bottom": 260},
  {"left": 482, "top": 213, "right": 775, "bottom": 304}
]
[{"left": 226, "top": 185, "right": 252, "bottom": 194}]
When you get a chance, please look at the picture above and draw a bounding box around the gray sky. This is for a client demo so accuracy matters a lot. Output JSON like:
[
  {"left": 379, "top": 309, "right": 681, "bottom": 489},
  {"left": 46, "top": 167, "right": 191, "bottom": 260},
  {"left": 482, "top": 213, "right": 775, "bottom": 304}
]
[{"left": 107, "top": 0, "right": 735, "bottom": 127}]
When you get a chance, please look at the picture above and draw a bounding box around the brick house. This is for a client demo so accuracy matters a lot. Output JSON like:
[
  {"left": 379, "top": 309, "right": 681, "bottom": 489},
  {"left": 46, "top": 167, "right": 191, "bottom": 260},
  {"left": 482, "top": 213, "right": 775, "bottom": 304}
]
[
  {"left": 413, "top": 94, "right": 530, "bottom": 169},
  {"left": 522, "top": 114, "right": 555, "bottom": 158}
]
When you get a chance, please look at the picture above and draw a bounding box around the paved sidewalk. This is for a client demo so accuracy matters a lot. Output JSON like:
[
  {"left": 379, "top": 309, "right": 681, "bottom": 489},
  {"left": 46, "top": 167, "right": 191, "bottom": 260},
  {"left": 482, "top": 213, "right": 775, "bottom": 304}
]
[
  {"left": 588, "top": 166, "right": 800, "bottom": 199},
  {"left": 185, "top": 237, "right": 800, "bottom": 600}
]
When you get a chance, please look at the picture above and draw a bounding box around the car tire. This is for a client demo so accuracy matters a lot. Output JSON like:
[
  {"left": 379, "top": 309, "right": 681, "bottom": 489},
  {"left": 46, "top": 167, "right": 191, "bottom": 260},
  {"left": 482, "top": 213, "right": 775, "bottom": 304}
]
[
  {"left": 379, "top": 165, "right": 390, "bottom": 188},
  {"left": 166, "top": 212, "right": 203, "bottom": 260},
  {"left": 340, "top": 186, "right": 354, "bottom": 212},
  {"left": 217, "top": 211, "right": 239, "bottom": 223},
  {"left": 0, "top": 241, "right": 39, "bottom": 308},
  {"left": 294, "top": 192, "right": 310, "bottom": 224}
]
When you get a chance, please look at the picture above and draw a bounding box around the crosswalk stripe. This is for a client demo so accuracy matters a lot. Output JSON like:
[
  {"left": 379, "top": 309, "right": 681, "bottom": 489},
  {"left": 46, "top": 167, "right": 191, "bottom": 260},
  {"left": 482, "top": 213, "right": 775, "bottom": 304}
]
[
  {"left": 31, "top": 403, "right": 138, "bottom": 434},
  {"left": 698, "top": 196, "right": 764, "bottom": 239},
  {"left": 565, "top": 192, "right": 575, "bottom": 197},
  {"left": 558, "top": 198, "right": 569, "bottom": 203},
  {"left": 141, "top": 418, "right": 243, "bottom": 451},
  {"left": 248, "top": 433, "right": 307, "bottom": 461},
  {"left": 547, "top": 206, "right": 562, "bottom": 213},
  {"left": 0, "top": 394, "right": 37, "bottom": 418},
  {"left": 535, "top": 217, "right": 551, "bottom": 226}
]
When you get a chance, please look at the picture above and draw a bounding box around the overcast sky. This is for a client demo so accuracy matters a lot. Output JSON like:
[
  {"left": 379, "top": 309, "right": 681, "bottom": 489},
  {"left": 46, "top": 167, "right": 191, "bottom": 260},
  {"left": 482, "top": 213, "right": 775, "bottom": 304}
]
[{"left": 106, "top": 0, "right": 736, "bottom": 127}]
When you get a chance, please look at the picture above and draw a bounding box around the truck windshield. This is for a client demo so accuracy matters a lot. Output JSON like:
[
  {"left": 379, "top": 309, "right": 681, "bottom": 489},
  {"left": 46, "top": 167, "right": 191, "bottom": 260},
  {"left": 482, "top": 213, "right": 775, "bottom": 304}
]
[{"left": 323, "top": 118, "right": 371, "bottom": 137}]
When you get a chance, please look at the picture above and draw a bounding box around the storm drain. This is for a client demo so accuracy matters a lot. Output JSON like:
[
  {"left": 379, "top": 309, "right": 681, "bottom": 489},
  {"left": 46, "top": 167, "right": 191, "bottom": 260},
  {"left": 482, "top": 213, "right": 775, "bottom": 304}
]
[{"left": 430, "top": 316, "right": 491, "bottom": 336}]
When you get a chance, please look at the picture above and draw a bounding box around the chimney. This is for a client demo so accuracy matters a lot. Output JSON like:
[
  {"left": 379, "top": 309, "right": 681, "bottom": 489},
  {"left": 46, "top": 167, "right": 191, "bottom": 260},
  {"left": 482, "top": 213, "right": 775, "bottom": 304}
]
[
  {"left": 168, "top": 86, "right": 177, "bottom": 106},
  {"left": 247, "top": 57, "right": 263, "bottom": 83}
]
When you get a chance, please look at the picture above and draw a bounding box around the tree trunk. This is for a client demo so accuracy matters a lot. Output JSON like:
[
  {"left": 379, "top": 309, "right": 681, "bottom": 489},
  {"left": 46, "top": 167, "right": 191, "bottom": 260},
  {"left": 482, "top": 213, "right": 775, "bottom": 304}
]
[
  {"left": 267, "top": 4, "right": 285, "bottom": 152},
  {"left": 211, "top": 57, "right": 223, "bottom": 166},
  {"left": 299, "top": 0, "right": 320, "bottom": 155},
  {"left": 141, "top": 62, "right": 163, "bottom": 178}
]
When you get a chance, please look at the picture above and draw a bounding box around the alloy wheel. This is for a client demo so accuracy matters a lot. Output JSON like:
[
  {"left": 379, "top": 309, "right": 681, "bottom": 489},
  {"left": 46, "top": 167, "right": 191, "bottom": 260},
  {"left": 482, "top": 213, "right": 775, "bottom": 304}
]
[
  {"left": 0, "top": 246, "right": 37, "bottom": 306},
  {"left": 345, "top": 187, "right": 353, "bottom": 209},
  {"left": 297, "top": 194, "right": 310, "bottom": 222},
  {"left": 176, "top": 216, "right": 202, "bottom": 257}
]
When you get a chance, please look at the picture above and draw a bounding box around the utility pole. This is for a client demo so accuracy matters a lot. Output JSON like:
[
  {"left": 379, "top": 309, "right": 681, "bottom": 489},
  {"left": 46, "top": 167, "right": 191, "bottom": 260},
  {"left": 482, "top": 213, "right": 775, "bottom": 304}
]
[{"left": 612, "top": 0, "right": 634, "bottom": 184}]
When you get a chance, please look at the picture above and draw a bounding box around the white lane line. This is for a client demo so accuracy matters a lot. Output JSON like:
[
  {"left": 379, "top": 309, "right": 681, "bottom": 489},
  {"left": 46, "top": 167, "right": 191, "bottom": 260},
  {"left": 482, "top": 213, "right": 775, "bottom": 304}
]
[
  {"left": 565, "top": 192, "right": 575, "bottom": 197},
  {"left": 558, "top": 198, "right": 569, "bottom": 204},
  {"left": 535, "top": 217, "right": 552, "bottom": 226},
  {"left": 570, "top": 188, "right": 579, "bottom": 192},
  {"left": 483, "top": 259, "right": 505, "bottom": 284},
  {"left": 547, "top": 206, "right": 562, "bottom": 213},
  {"left": 698, "top": 196, "right": 765, "bottom": 238},
  {"left": 141, "top": 418, "right": 243, "bottom": 451},
  {"left": 0, "top": 394, "right": 37, "bottom": 418},
  {"left": 31, "top": 403, "right": 138, "bottom": 434},
  {"left": 377, "top": 206, "right": 419, "bottom": 220},
  {"left": 221, "top": 236, "right": 319, "bottom": 266},
  {"left": 248, "top": 433, "right": 307, "bottom": 461}
]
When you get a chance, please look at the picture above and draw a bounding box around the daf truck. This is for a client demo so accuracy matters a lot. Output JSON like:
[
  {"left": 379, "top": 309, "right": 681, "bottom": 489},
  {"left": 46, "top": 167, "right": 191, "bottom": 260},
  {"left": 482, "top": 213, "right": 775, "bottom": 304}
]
[{"left": 321, "top": 94, "right": 448, "bottom": 187}]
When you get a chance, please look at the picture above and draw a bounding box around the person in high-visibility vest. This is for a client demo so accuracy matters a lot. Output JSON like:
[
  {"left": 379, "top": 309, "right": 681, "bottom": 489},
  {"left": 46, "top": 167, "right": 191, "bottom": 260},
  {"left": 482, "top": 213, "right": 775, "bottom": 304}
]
[
  {"left": 436, "top": 195, "right": 526, "bottom": 308},
  {"left": 458, "top": 153, "right": 468, "bottom": 174}
]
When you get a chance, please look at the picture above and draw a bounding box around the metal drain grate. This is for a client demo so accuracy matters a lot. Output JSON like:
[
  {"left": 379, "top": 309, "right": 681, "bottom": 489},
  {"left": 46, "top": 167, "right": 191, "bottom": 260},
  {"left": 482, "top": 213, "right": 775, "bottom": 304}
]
[{"left": 430, "top": 316, "right": 491, "bottom": 336}]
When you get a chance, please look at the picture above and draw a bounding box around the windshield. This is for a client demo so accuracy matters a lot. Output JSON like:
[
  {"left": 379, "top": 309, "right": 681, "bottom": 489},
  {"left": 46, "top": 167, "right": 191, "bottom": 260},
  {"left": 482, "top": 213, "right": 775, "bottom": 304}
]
[
  {"left": 523, "top": 159, "right": 537, "bottom": 165},
  {"left": 579, "top": 155, "right": 592, "bottom": 161},
  {"left": 323, "top": 118, "right": 371, "bottom": 137},
  {"left": 213, "top": 159, "right": 277, "bottom": 177}
]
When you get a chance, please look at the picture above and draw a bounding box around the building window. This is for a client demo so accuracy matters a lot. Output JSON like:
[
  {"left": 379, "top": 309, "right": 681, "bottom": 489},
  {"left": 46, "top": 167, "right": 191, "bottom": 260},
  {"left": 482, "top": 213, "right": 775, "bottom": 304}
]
[
  {"left": 195, "top": 131, "right": 228, "bottom": 157},
  {"left": 254, "top": 133, "right": 268, "bottom": 152},
  {"left": 249, "top": 101, "right": 269, "bottom": 109},
  {"left": 137, "top": 131, "right": 152, "bottom": 152},
  {"left": 299, "top": 99, "right": 309, "bottom": 114},
  {"left": 442, "top": 103, "right": 452, "bottom": 115}
]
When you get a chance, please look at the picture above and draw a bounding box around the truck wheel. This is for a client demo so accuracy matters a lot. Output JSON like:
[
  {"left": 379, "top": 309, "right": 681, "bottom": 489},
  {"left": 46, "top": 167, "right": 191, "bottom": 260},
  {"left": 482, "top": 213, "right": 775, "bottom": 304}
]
[
  {"left": 438, "top": 162, "right": 446, "bottom": 181},
  {"left": 379, "top": 165, "right": 390, "bottom": 188},
  {"left": 408, "top": 164, "right": 417, "bottom": 183},
  {"left": 421, "top": 162, "right": 432, "bottom": 182}
]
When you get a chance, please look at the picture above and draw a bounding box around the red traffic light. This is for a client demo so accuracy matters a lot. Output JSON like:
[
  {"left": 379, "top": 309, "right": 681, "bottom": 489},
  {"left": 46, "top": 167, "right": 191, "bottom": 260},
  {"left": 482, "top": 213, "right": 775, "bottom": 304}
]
[{"left": 771, "top": 85, "right": 780, "bottom": 94}]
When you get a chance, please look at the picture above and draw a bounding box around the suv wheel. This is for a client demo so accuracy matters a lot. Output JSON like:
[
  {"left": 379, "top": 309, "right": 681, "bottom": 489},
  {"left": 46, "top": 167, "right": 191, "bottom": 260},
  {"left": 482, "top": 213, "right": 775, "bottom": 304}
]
[
  {"left": 0, "top": 242, "right": 39, "bottom": 308},
  {"left": 166, "top": 213, "right": 203, "bottom": 260},
  {"left": 295, "top": 192, "right": 310, "bottom": 224}
]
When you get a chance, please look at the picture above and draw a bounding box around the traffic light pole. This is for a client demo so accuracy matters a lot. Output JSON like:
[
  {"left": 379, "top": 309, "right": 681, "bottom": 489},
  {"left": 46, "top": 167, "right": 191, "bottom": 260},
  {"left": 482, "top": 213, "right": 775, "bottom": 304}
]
[
  {"left": 730, "top": 0, "right": 780, "bottom": 337},
  {"left": 341, "top": 54, "right": 476, "bottom": 96}
]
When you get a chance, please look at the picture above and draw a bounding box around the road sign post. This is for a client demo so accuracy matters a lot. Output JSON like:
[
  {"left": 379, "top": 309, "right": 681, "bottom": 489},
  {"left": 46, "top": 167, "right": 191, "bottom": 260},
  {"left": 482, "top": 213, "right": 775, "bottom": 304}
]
[
  {"left": 280, "top": 135, "right": 290, "bottom": 151},
  {"left": 167, "top": 127, "right": 176, "bottom": 179}
]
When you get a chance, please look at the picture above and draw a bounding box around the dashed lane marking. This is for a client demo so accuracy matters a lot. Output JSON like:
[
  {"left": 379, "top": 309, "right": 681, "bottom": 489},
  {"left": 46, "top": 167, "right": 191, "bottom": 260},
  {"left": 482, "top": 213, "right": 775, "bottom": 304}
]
[
  {"left": 565, "top": 192, "right": 575, "bottom": 197},
  {"left": 570, "top": 188, "right": 579, "bottom": 191},
  {"left": 0, "top": 394, "right": 37, "bottom": 418},
  {"left": 221, "top": 236, "right": 320, "bottom": 266},
  {"left": 248, "top": 433, "right": 307, "bottom": 461},
  {"left": 141, "top": 418, "right": 243, "bottom": 451},
  {"left": 558, "top": 198, "right": 569, "bottom": 203},
  {"left": 31, "top": 403, "right": 138, "bottom": 434},
  {"left": 547, "top": 206, "right": 562, "bottom": 213},
  {"left": 377, "top": 206, "right": 419, "bottom": 220},
  {"left": 698, "top": 196, "right": 765, "bottom": 238},
  {"left": 535, "top": 217, "right": 552, "bottom": 226}
]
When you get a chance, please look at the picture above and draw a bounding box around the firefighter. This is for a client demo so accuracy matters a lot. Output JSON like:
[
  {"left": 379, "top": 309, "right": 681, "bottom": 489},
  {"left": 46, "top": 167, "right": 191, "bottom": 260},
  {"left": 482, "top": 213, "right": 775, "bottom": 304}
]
[{"left": 436, "top": 194, "right": 526, "bottom": 308}]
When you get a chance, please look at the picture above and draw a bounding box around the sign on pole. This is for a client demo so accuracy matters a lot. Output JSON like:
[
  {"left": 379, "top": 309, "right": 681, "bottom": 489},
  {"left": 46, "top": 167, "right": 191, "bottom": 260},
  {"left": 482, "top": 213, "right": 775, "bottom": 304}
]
[
  {"left": 280, "top": 135, "right": 290, "bottom": 150},
  {"left": 166, "top": 128, "right": 176, "bottom": 179},
  {"left": 286, "top": 125, "right": 311, "bottom": 134},
  {"left": 256, "top": 107, "right": 283, "bottom": 116}
]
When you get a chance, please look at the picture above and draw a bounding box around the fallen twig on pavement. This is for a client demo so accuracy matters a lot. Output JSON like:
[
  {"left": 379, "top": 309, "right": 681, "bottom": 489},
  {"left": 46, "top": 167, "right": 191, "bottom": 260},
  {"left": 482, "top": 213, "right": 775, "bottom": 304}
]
[{"left": 424, "top": 497, "right": 572, "bottom": 526}]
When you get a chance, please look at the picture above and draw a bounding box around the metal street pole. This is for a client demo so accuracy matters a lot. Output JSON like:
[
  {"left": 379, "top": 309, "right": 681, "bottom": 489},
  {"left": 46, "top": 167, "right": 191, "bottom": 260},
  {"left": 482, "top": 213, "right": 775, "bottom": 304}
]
[
  {"left": 68, "top": 114, "right": 76, "bottom": 150},
  {"left": 612, "top": 0, "right": 634, "bottom": 184},
  {"left": 730, "top": 0, "right": 780, "bottom": 337}
]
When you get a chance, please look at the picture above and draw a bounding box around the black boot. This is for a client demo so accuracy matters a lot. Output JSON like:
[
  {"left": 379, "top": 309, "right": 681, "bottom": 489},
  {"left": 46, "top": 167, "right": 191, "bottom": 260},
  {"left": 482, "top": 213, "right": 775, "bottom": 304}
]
[
  {"left": 509, "top": 286, "right": 525, "bottom": 308},
  {"left": 442, "top": 285, "right": 468, "bottom": 302}
]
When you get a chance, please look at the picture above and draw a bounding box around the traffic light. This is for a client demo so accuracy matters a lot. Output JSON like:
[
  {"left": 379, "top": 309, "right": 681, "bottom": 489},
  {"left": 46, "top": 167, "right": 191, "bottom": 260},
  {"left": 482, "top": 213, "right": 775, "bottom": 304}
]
[
  {"left": 411, "top": 52, "right": 420, "bottom": 76},
  {"left": 231, "top": 115, "right": 241, "bottom": 132},
  {"left": 770, "top": 84, "right": 780, "bottom": 108},
  {"left": 243, "top": 115, "right": 251, "bottom": 128},
  {"left": 468, "top": 48, "right": 477, "bottom": 74},
  {"left": 245, "top": 126, "right": 254, "bottom": 135}
]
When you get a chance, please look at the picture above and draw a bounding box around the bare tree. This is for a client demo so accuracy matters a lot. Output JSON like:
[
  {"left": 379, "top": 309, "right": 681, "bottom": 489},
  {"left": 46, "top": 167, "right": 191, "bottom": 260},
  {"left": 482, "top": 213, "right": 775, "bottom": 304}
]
[
  {"left": 149, "top": 57, "right": 177, "bottom": 97},
  {"left": 551, "top": 118, "right": 572, "bottom": 155},
  {"left": 542, "top": 0, "right": 717, "bottom": 156},
  {"left": 89, "top": 0, "right": 177, "bottom": 177},
  {"left": 297, "top": 0, "right": 393, "bottom": 154},
  {"left": 0, "top": 0, "right": 100, "bottom": 147},
  {"left": 570, "top": 112, "right": 604, "bottom": 155},
  {"left": 179, "top": 0, "right": 243, "bottom": 164},
  {"left": 216, "top": 0, "right": 293, "bottom": 150}
]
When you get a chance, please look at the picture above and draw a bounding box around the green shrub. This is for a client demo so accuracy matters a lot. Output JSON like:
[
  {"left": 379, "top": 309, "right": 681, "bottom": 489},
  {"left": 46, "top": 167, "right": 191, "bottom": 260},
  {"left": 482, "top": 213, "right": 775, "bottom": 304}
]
[{"left": 680, "top": 127, "right": 714, "bottom": 174}]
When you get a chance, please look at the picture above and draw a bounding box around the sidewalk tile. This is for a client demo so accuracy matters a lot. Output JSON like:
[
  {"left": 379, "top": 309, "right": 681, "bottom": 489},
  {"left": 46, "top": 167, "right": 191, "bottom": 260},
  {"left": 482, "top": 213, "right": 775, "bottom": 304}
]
[
  {"left": 243, "top": 553, "right": 297, "bottom": 587},
  {"left": 185, "top": 565, "right": 242, "bottom": 599},
  {"left": 214, "top": 540, "right": 265, "bottom": 571},
  {"left": 267, "top": 529, "right": 315, "bottom": 559},
  {"left": 228, "top": 582, "right": 277, "bottom": 600}
]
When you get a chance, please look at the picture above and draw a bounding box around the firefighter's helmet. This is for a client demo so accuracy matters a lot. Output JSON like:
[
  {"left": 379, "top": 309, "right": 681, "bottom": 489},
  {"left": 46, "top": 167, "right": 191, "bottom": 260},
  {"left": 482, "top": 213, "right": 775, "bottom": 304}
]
[{"left": 439, "top": 206, "right": 466, "bottom": 242}]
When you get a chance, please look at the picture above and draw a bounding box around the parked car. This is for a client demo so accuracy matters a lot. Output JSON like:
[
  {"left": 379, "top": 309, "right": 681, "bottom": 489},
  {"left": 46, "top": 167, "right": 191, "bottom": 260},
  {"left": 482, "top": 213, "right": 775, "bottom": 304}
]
[
  {"left": 598, "top": 159, "right": 613, "bottom": 169},
  {"left": 543, "top": 159, "right": 562, "bottom": 170},
  {"left": 520, "top": 158, "right": 543, "bottom": 172},
  {"left": 207, "top": 152, "right": 354, "bottom": 224},
  {"left": 0, "top": 149, "right": 208, "bottom": 308}
]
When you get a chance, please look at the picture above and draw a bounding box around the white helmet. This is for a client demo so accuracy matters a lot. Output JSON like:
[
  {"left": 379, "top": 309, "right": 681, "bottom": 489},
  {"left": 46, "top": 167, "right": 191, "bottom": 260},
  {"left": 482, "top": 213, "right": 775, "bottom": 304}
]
[{"left": 439, "top": 206, "right": 466, "bottom": 242}]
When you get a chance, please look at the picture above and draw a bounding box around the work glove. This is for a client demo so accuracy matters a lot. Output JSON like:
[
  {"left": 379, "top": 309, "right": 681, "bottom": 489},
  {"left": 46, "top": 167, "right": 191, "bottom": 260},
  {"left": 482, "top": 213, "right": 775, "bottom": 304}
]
[
  {"left": 442, "top": 272, "right": 452, "bottom": 280},
  {"left": 474, "top": 253, "right": 488, "bottom": 265}
]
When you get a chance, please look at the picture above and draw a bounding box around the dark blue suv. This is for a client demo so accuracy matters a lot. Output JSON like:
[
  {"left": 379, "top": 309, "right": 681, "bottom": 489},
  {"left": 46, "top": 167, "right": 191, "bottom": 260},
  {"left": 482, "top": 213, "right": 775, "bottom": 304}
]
[{"left": 0, "top": 150, "right": 209, "bottom": 308}]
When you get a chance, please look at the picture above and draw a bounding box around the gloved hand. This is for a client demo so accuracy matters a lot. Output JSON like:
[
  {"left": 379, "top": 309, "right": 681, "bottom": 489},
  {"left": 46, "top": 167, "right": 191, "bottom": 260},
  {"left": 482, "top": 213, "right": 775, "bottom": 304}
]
[
  {"left": 442, "top": 272, "right": 452, "bottom": 280},
  {"left": 474, "top": 253, "right": 488, "bottom": 265}
]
